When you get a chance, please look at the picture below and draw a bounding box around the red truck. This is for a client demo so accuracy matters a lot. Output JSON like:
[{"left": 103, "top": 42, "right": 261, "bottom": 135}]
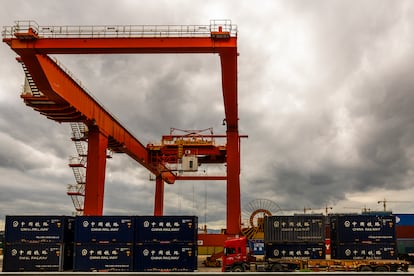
[{"left": 222, "top": 236, "right": 410, "bottom": 272}]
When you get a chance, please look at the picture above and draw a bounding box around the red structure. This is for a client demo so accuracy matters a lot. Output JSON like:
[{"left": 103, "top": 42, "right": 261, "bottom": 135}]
[{"left": 3, "top": 20, "right": 242, "bottom": 234}]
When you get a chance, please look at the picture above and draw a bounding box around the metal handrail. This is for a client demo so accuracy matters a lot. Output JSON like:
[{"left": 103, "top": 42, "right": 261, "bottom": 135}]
[{"left": 2, "top": 20, "right": 237, "bottom": 39}]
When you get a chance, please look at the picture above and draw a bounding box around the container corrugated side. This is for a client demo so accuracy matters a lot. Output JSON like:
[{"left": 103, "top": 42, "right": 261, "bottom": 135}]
[
  {"left": 4, "top": 216, "right": 74, "bottom": 244},
  {"left": 134, "top": 243, "right": 197, "bottom": 272},
  {"left": 330, "top": 214, "right": 396, "bottom": 243},
  {"left": 135, "top": 216, "right": 197, "bottom": 243},
  {"left": 73, "top": 243, "right": 133, "bottom": 272},
  {"left": 265, "top": 242, "right": 325, "bottom": 260},
  {"left": 331, "top": 242, "right": 397, "bottom": 260},
  {"left": 396, "top": 226, "right": 414, "bottom": 239},
  {"left": 264, "top": 215, "right": 325, "bottom": 243},
  {"left": 3, "top": 243, "right": 72, "bottom": 272},
  {"left": 74, "top": 216, "right": 134, "bottom": 244}
]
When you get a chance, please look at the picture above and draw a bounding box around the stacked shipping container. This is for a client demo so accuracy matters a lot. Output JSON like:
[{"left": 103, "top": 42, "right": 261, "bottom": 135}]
[
  {"left": 73, "top": 216, "right": 134, "bottom": 272},
  {"left": 2, "top": 215, "right": 198, "bottom": 272},
  {"left": 264, "top": 215, "right": 326, "bottom": 260},
  {"left": 2, "top": 216, "right": 74, "bottom": 272},
  {"left": 134, "top": 216, "right": 198, "bottom": 272},
  {"left": 395, "top": 214, "right": 414, "bottom": 262},
  {"left": 329, "top": 214, "right": 397, "bottom": 260}
]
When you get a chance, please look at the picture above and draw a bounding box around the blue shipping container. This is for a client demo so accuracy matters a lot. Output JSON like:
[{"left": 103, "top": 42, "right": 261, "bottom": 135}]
[
  {"left": 73, "top": 244, "right": 133, "bottom": 272},
  {"left": 264, "top": 215, "right": 325, "bottom": 243},
  {"left": 135, "top": 216, "right": 197, "bottom": 243},
  {"left": 395, "top": 214, "right": 414, "bottom": 226},
  {"left": 4, "top": 216, "right": 74, "bottom": 243},
  {"left": 3, "top": 243, "right": 72, "bottom": 272},
  {"left": 330, "top": 214, "right": 396, "bottom": 243},
  {"left": 331, "top": 242, "right": 397, "bottom": 260},
  {"left": 248, "top": 239, "right": 265, "bottom": 255},
  {"left": 265, "top": 242, "right": 325, "bottom": 260},
  {"left": 134, "top": 243, "right": 197, "bottom": 272},
  {"left": 74, "top": 216, "right": 134, "bottom": 244}
]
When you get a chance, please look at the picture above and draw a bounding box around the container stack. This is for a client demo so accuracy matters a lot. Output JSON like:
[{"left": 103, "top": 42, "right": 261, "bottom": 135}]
[
  {"left": 329, "top": 214, "right": 397, "bottom": 260},
  {"left": 134, "top": 216, "right": 198, "bottom": 272},
  {"left": 264, "top": 215, "right": 325, "bottom": 260},
  {"left": 2, "top": 215, "right": 74, "bottom": 272},
  {"left": 73, "top": 216, "right": 134, "bottom": 272},
  {"left": 395, "top": 214, "right": 414, "bottom": 262}
]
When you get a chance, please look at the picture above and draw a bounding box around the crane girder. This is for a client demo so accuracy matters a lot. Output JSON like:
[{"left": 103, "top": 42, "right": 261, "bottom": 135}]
[{"left": 18, "top": 53, "right": 176, "bottom": 184}]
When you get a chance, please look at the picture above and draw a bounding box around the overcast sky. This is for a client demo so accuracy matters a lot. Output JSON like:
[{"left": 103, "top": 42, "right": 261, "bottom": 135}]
[{"left": 1, "top": 0, "right": 414, "bottom": 230}]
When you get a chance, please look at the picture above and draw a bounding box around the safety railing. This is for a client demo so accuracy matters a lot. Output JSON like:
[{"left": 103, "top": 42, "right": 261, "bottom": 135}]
[{"left": 2, "top": 19, "right": 237, "bottom": 39}]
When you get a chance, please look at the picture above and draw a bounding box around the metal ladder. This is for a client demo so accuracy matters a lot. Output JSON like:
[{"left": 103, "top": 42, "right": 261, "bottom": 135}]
[
  {"left": 67, "top": 122, "right": 88, "bottom": 215},
  {"left": 19, "top": 60, "right": 42, "bottom": 97}
]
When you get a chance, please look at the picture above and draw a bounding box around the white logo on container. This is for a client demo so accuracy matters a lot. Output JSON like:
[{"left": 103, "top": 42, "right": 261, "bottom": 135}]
[
  {"left": 395, "top": 216, "right": 400, "bottom": 224},
  {"left": 83, "top": 221, "right": 89, "bottom": 228},
  {"left": 12, "top": 221, "right": 18, "bottom": 228},
  {"left": 345, "top": 249, "right": 351, "bottom": 256},
  {"left": 81, "top": 249, "right": 88, "bottom": 256},
  {"left": 143, "top": 249, "right": 149, "bottom": 256},
  {"left": 344, "top": 221, "right": 351, "bottom": 227},
  {"left": 143, "top": 221, "right": 150, "bottom": 228}
]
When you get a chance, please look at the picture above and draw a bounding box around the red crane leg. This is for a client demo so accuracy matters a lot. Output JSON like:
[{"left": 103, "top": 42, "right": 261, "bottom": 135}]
[
  {"left": 220, "top": 49, "right": 241, "bottom": 235},
  {"left": 154, "top": 175, "right": 164, "bottom": 216},
  {"left": 226, "top": 131, "right": 241, "bottom": 234},
  {"left": 83, "top": 125, "right": 108, "bottom": 215}
]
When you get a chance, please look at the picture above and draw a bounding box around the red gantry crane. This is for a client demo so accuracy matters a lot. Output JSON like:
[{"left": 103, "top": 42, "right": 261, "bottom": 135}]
[{"left": 2, "top": 20, "right": 242, "bottom": 234}]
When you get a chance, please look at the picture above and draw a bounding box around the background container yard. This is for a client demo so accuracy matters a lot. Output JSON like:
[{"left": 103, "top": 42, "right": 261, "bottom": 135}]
[{"left": 395, "top": 214, "right": 414, "bottom": 263}]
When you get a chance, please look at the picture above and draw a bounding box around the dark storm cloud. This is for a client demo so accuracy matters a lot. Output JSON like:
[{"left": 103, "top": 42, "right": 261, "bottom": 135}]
[
  {"left": 1, "top": 0, "right": 414, "bottom": 229},
  {"left": 238, "top": 0, "right": 414, "bottom": 214}
]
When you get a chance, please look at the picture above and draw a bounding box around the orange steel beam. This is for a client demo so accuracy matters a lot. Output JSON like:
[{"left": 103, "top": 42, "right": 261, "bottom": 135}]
[
  {"left": 18, "top": 53, "right": 175, "bottom": 182},
  {"left": 5, "top": 27, "right": 241, "bottom": 234},
  {"left": 5, "top": 37, "right": 236, "bottom": 55},
  {"left": 154, "top": 175, "right": 164, "bottom": 216},
  {"left": 84, "top": 125, "right": 108, "bottom": 215}
]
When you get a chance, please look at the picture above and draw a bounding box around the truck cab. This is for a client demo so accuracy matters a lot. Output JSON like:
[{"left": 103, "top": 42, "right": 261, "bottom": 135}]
[{"left": 222, "top": 236, "right": 256, "bottom": 272}]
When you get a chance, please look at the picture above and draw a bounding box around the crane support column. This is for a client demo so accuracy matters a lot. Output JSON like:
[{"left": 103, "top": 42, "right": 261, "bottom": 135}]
[
  {"left": 226, "top": 131, "right": 241, "bottom": 234},
  {"left": 220, "top": 48, "right": 240, "bottom": 235},
  {"left": 83, "top": 125, "right": 108, "bottom": 215},
  {"left": 154, "top": 175, "right": 164, "bottom": 216}
]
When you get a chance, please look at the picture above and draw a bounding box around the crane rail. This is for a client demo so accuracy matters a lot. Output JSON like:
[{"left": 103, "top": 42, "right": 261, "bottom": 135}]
[{"left": 2, "top": 20, "right": 237, "bottom": 39}]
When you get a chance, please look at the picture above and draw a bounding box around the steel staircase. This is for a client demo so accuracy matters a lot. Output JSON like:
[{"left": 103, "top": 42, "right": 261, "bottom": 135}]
[
  {"left": 67, "top": 122, "right": 88, "bottom": 215},
  {"left": 20, "top": 59, "right": 88, "bottom": 214},
  {"left": 19, "top": 59, "right": 42, "bottom": 97}
]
